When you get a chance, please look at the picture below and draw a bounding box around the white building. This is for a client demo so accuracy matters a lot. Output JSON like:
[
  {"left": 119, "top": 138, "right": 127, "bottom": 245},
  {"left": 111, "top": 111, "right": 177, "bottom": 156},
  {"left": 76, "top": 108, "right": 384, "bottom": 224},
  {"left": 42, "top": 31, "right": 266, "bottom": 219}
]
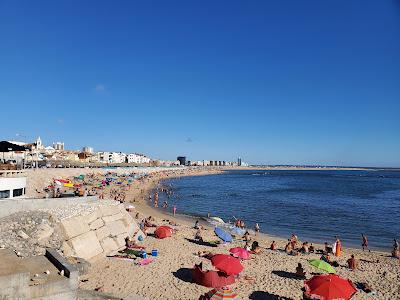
[
  {"left": 127, "top": 153, "right": 150, "bottom": 164},
  {"left": 53, "top": 142, "right": 65, "bottom": 151},
  {"left": 36, "top": 137, "right": 44, "bottom": 150},
  {"left": 97, "top": 152, "right": 126, "bottom": 164},
  {"left": 0, "top": 171, "right": 27, "bottom": 199},
  {"left": 82, "top": 146, "right": 94, "bottom": 154}
]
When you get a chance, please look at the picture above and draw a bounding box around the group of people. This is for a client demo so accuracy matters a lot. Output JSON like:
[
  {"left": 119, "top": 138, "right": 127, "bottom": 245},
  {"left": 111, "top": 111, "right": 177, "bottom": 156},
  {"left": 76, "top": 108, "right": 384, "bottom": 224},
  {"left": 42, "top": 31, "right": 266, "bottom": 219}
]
[
  {"left": 234, "top": 219, "right": 246, "bottom": 229},
  {"left": 152, "top": 186, "right": 177, "bottom": 215}
]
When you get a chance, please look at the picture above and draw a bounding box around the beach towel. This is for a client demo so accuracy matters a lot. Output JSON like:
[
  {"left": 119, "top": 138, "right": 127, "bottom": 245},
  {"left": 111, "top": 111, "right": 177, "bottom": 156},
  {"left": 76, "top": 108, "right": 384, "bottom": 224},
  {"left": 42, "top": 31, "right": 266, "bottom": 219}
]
[{"left": 137, "top": 258, "right": 153, "bottom": 266}]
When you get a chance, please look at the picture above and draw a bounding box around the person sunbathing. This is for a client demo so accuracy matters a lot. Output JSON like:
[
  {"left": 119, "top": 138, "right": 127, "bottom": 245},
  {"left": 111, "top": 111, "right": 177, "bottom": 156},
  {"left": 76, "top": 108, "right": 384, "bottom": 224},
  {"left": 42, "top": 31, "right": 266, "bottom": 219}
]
[
  {"left": 251, "top": 241, "right": 262, "bottom": 254},
  {"left": 324, "top": 242, "right": 332, "bottom": 254},
  {"left": 296, "top": 263, "right": 306, "bottom": 278},
  {"left": 244, "top": 242, "right": 251, "bottom": 252},
  {"left": 194, "top": 228, "right": 203, "bottom": 242},
  {"left": 300, "top": 242, "right": 309, "bottom": 254},
  {"left": 270, "top": 241, "right": 277, "bottom": 250},
  {"left": 243, "top": 231, "right": 251, "bottom": 241},
  {"left": 285, "top": 240, "right": 293, "bottom": 253},
  {"left": 321, "top": 253, "right": 331, "bottom": 264},
  {"left": 347, "top": 254, "right": 359, "bottom": 270}
]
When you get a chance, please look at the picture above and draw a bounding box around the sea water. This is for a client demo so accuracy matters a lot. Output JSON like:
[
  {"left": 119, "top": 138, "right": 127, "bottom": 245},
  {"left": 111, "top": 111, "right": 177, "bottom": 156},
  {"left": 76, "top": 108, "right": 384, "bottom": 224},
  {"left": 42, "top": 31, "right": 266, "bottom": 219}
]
[{"left": 159, "top": 170, "right": 400, "bottom": 250}]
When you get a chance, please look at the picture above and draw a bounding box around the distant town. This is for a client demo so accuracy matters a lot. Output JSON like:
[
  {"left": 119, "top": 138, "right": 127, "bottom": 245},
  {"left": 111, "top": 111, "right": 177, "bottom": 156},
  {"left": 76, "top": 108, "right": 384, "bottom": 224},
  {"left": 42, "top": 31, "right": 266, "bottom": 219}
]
[{"left": 1, "top": 137, "right": 248, "bottom": 168}]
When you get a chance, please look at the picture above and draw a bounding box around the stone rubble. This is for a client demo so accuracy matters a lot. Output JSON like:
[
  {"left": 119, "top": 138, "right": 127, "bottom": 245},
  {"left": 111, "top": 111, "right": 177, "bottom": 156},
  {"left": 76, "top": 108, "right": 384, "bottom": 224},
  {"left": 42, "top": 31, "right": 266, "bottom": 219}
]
[{"left": 0, "top": 200, "right": 141, "bottom": 260}]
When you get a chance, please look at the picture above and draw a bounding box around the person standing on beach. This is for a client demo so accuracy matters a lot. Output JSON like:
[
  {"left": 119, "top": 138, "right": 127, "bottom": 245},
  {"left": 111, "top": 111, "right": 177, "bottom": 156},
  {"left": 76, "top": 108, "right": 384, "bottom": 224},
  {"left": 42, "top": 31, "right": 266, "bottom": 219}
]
[
  {"left": 173, "top": 204, "right": 177, "bottom": 216},
  {"left": 362, "top": 234, "right": 370, "bottom": 252},
  {"left": 254, "top": 223, "right": 260, "bottom": 235},
  {"left": 334, "top": 236, "right": 342, "bottom": 257}
]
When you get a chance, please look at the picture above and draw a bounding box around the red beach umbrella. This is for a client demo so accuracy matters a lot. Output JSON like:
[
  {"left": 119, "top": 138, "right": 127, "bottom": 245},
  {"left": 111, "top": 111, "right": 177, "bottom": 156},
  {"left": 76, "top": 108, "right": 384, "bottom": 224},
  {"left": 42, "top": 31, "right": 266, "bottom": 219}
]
[
  {"left": 192, "top": 264, "right": 235, "bottom": 288},
  {"left": 154, "top": 226, "right": 173, "bottom": 239},
  {"left": 211, "top": 254, "right": 243, "bottom": 276},
  {"left": 229, "top": 247, "right": 250, "bottom": 260},
  {"left": 304, "top": 274, "right": 357, "bottom": 300}
]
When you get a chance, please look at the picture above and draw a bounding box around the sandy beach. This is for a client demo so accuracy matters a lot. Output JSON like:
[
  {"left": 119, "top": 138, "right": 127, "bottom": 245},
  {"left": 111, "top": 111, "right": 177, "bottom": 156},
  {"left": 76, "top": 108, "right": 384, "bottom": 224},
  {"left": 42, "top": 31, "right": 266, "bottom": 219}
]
[{"left": 67, "top": 167, "right": 399, "bottom": 300}]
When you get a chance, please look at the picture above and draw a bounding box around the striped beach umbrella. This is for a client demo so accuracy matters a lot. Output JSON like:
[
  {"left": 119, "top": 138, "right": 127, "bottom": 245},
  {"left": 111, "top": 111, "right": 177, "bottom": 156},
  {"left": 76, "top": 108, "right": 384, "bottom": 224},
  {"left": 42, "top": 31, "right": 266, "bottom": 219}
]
[{"left": 204, "top": 287, "right": 239, "bottom": 300}]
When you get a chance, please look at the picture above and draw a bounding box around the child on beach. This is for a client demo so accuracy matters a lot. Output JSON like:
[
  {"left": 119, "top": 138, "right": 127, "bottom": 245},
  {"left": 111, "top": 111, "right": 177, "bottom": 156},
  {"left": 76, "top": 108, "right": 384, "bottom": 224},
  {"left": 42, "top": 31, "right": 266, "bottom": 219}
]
[{"left": 173, "top": 204, "right": 177, "bottom": 216}]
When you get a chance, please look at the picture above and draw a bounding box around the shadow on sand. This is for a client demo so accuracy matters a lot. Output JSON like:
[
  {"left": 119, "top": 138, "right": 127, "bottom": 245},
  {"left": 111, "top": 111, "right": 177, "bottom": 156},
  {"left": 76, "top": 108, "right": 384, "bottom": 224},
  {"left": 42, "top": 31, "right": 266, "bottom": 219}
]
[
  {"left": 271, "top": 270, "right": 303, "bottom": 280},
  {"left": 249, "top": 291, "right": 294, "bottom": 300},
  {"left": 185, "top": 238, "right": 218, "bottom": 247},
  {"left": 172, "top": 267, "right": 193, "bottom": 283}
]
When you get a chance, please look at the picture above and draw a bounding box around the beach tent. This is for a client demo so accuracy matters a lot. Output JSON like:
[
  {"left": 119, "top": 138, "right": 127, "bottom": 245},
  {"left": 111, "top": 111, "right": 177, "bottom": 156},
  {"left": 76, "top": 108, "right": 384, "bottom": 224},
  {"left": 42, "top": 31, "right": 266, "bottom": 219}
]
[
  {"left": 154, "top": 226, "right": 173, "bottom": 239},
  {"left": 304, "top": 274, "right": 357, "bottom": 300},
  {"left": 229, "top": 247, "right": 250, "bottom": 260},
  {"left": 214, "top": 227, "right": 233, "bottom": 243},
  {"left": 309, "top": 259, "right": 336, "bottom": 273},
  {"left": 211, "top": 254, "right": 243, "bottom": 276},
  {"left": 201, "top": 287, "right": 239, "bottom": 300},
  {"left": 192, "top": 264, "right": 235, "bottom": 288}
]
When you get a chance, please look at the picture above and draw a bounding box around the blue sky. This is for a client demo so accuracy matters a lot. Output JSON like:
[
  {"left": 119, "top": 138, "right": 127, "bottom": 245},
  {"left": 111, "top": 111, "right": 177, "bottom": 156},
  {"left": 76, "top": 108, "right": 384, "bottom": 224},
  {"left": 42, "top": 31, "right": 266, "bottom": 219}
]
[{"left": 1, "top": 1, "right": 399, "bottom": 167}]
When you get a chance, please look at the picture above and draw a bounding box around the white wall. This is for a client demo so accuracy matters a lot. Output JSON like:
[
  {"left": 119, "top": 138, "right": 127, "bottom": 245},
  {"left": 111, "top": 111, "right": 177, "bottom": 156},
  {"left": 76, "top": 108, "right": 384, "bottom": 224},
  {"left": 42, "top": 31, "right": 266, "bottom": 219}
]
[{"left": 0, "top": 177, "right": 27, "bottom": 199}]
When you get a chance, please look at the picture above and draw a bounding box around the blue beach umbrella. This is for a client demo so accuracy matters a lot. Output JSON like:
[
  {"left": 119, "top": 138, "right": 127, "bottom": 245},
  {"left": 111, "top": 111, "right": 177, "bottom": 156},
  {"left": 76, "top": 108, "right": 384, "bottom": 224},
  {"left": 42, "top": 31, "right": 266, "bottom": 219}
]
[
  {"left": 214, "top": 227, "right": 233, "bottom": 243},
  {"left": 230, "top": 227, "right": 245, "bottom": 236}
]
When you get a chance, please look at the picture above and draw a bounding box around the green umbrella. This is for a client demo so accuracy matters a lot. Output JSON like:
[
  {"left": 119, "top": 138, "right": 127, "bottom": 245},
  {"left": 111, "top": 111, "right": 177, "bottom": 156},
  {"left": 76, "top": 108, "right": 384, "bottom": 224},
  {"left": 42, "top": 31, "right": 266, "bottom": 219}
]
[{"left": 309, "top": 259, "right": 336, "bottom": 273}]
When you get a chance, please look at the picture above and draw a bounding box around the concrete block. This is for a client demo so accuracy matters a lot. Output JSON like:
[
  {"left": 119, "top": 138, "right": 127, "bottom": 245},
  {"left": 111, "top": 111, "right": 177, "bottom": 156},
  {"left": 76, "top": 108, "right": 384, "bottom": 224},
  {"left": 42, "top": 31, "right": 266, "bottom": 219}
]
[
  {"left": 95, "top": 226, "right": 111, "bottom": 240},
  {"left": 61, "top": 242, "right": 75, "bottom": 257},
  {"left": 85, "top": 209, "right": 101, "bottom": 224},
  {"left": 127, "top": 222, "right": 139, "bottom": 237},
  {"left": 100, "top": 237, "right": 119, "bottom": 254},
  {"left": 117, "top": 203, "right": 126, "bottom": 212},
  {"left": 121, "top": 210, "right": 134, "bottom": 226},
  {"left": 113, "top": 233, "right": 127, "bottom": 249},
  {"left": 45, "top": 249, "right": 78, "bottom": 280},
  {"left": 102, "top": 212, "right": 123, "bottom": 224},
  {"left": 60, "top": 216, "right": 90, "bottom": 240},
  {"left": 89, "top": 218, "right": 104, "bottom": 230},
  {"left": 106, "top": 220, "right": 127, "bottom": 237},
  {"left": 68, "top": 231, "right": 103, "bottom": 260},
  {"left": 99, "top": 205, "right": 120, "bottom": 217}
]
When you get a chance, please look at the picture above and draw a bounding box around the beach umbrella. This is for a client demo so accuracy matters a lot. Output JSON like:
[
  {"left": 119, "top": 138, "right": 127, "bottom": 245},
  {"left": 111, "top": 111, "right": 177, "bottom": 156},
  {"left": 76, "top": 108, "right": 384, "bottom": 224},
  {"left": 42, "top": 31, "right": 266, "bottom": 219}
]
[
  {"left": 154, "top": 226, "right": 173, "bottom": 239},
  {"left": 211, "top": 254, "right": 243, "bottom": 276},
  {"left": 214, "top": 227, "right": 233, "bottom": 243},
  {"left": 230, "top": 227, "right": 245, "bottom": 236},
  {"left": 229, "top": 247, "right": 250, "bottom": 260},
  {"left": 309, "top": 259, "right": 336, "bottom": 274},
  {"left": 304, "top": 274, "right": 357, "bottom": 300},
  {"left": 203, "top": 286, "right": 239, "bottom": 300},
  {"left": 192, "top": 264, "right": 235, "bottom": 288}
]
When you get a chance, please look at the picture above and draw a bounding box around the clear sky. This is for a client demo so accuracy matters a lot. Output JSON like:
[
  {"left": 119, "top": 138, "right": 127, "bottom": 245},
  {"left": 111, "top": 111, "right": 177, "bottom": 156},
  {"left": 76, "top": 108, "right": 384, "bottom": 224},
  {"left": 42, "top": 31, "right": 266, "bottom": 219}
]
[{"left": 1, "top": 1, "right": 399, "bottom": 167}]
